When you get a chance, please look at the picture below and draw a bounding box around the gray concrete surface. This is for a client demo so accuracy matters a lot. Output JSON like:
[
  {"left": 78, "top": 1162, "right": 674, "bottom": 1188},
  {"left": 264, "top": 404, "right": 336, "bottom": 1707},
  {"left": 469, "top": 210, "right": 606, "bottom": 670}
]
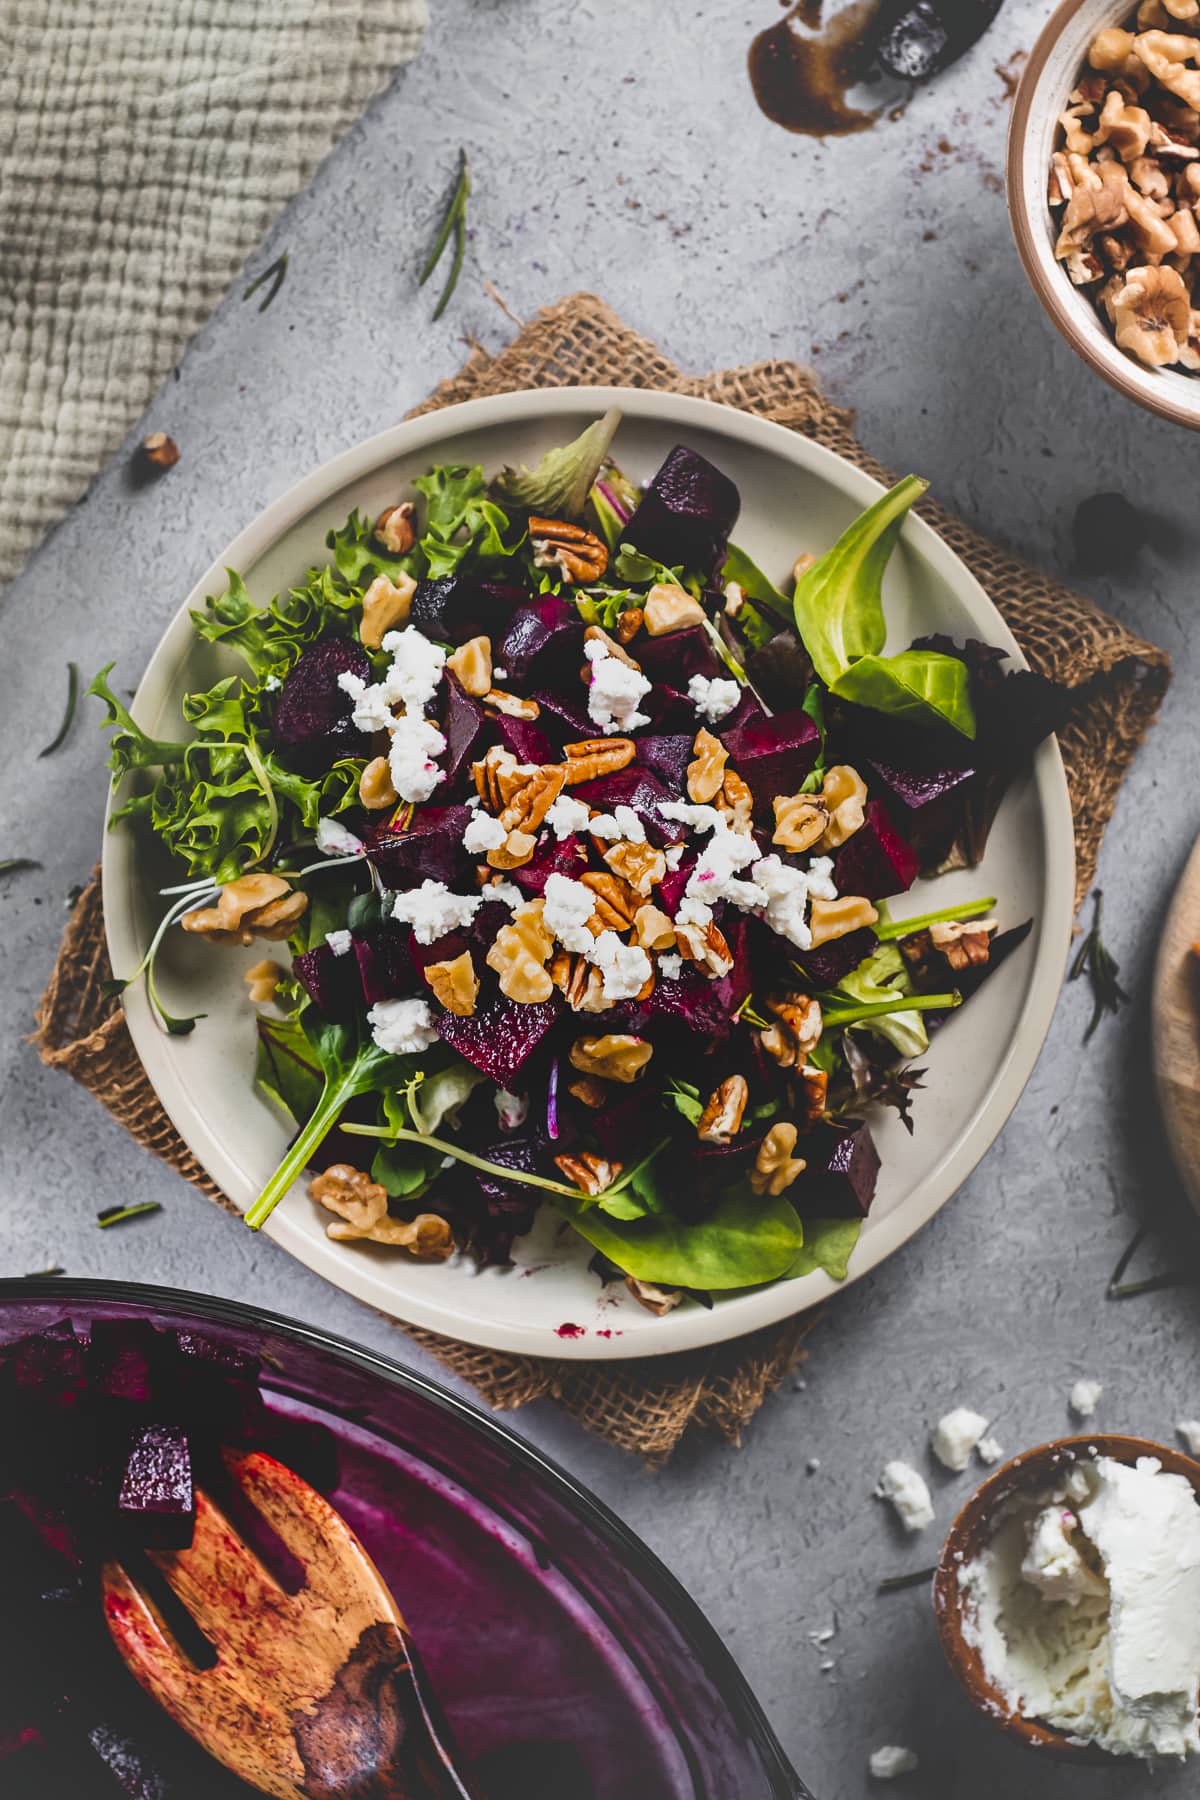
[{"left": 3, "top": 0, "right": 1200, "bottom": 1792}]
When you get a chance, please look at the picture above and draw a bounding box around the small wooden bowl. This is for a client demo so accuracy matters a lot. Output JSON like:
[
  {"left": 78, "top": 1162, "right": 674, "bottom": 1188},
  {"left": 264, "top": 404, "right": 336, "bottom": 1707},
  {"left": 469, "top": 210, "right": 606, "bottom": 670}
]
[{"left": 933, "top": 1434, "right": 1200, "bottom": 1758}]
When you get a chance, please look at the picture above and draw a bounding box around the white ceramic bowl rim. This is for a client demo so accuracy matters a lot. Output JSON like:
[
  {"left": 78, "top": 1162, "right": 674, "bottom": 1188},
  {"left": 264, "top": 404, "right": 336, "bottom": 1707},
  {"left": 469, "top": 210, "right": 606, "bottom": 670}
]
[{"left": 102, "top": 386, "right": 1075, "bottom": 1358}]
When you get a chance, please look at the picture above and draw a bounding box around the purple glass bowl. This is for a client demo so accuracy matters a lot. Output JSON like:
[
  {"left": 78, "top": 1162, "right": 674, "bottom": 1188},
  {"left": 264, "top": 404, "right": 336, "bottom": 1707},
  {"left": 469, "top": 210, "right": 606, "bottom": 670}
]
[{"left": 0, "top": 1279, "right": 810, "bottom": 1800}]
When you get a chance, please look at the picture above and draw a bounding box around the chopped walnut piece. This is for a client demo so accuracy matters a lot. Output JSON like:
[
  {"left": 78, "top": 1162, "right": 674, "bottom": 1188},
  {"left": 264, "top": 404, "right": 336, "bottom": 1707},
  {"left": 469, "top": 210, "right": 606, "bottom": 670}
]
[
  {"left": 1090, "top": 26, "right": 1137, "bottom": 69},
  {"left": 1134, "top": 31, "right": 1200, "bottom": 112},
  {"left": 181, "top": 873, "right": 307, "bottom": 946},
  {"left": 603, "top": 839, "right": 667, "bottom": 897},
  {"left": 424, "top": 950, "right": 479, "bottom": 1016},
  {"left": 561, "top": 737, "right": 636, "bottom": 784},
  {"left": 809, "top": 894, "right": 879, "bottom": 948},
  {"left": 243, "top": 959, "right": 283, "bottom": 1005},
  {"left": 487, "top": 827, "right": 537, "bottom": 872},
  {"left": 447, "top": 635, "right": 493, "bottom": 697},
  {"left": 529, "top": 516, "right": 608, "bottom": 583},
  {"left": 928, "top": 917, "right": 999, "bottom": 970},
  {"left": 633, "top": 903, "right": 676, "bottom": 950},
  {"left": 1056, "top": 166, "right": 1129, "bottom": 258},
  {"left": 310, "top": 1164, "right": 455, "bottom": 1257},
  {"left": 750, "top": 1123, "right": 806, "bottom": 1196},
  {"left": 1111, "top": 262, "right": 1192, "bottom": 361},
  {"left": 553, "top": 1151, "right": 623, "bottom": 1195},
  {"left": 567, "top": 1074, "right": 610, "bottom": 1107},
  {"left": 568, "top": 1033, "right": 654, "bottom": 1083},
  {"left": 359, "top": 755, "right": 399, "bottom": 810},
  {"left": 697, "top": 1075, "right": 749, "bottom": 1144},
  {"left": 759, "top": 994, "right": 823, "bottom": 1067},
  {"left": 626, "top": 1277, "right": 682, "bottom": 1316},
  {"left": 486, "top": 898, "right": 555, "bottom": 1002},
  {"left": 643, "top": 583, "right": 706, "bottom": 636},
  {"left": 1129, "top": 154, "right": 1171, "bottom": 197},
  {"left": 360, "top": 572, "right": 417, "bottom": 649},
  {"left": 1172, "top": 203, "right": 1200, "bottom": 252},
  {"left": 715, "top": 767, "right": 755, "bottom": 832},
  {"left": 815, "top": 764, "right": 869, "bottom": 850},
  {"left": 1059, "top": 98, "right": 1098, "bottom": 155},
  {"left": 1096, "top": 88, "right": 1153, "bottom": 160},
  {"left": 375, "top": 502, "right": 416, "bottom": 555},
  {"left": 773, "top": 792, "right": 830, "bottom": 854},
  {"left": 687, "top": 728, "right": 729, "bottom": 804}
]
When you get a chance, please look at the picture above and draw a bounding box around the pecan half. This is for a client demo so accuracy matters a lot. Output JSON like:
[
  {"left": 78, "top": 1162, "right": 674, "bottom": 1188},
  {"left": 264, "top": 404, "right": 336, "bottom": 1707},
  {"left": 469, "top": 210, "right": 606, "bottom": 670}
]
[
  {"left": 928, "top": 918, "right": 998, "bottom": 971},
  {"left": 554, "top": 1151, "right": 623, "bottom": 1195},
  {"left": 549, "top": 951, "right": 609, "bottom": 1012},
  {"left": 697, "top": 1074, "right": 749, "bottom": 1144},
  {"left": 499, "top": 762, "right": 567, "bottom": 835},
  {"left": 673, "top": 914, "right": 734, "bottom": 978},
  {"left": 562, "top": 737, "right": 636, "bottom": 784},
  {"left": 616, "top": 606, "right": 644, "bottom": 644},
  {"left": 759, "top": 994, "right": 823, "bottom": 1068},
  {"left": 485, "top": 688, "right": 541, "bottom": 719},
  {"left": 798, "top": 1066, "right": 828, "bottom": 1130},
  {"left": 530, "top": 515, "right": 609, "bottom": 583}
]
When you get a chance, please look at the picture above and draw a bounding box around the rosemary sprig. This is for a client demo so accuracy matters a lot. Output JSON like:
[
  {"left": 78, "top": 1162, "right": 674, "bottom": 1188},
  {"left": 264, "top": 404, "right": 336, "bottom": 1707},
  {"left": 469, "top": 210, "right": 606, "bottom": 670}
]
[
  {"left": 0, "top": 858, "right": 41, "bottom": 880},
  {"left": 97, "top": 1201, "right": 163, "bottom": 1228},
  {"left": 419, "top": 149, "right": 471, "bottom": 321},
  {"left": 1069, "top": 889, "right": 1128, "bottom": 1041},
  {"left": 39, "top": 662, "right": 79, "bottom": 757},
  {"left": 243, "top": 251, "right": 289, "bottom": 312},
  {"left": 1105, "top": 1223, "right": 1196, "bottom": 1299},
  {"left": 877, "top": 1567, "right": 936, "bottom": 1594}
]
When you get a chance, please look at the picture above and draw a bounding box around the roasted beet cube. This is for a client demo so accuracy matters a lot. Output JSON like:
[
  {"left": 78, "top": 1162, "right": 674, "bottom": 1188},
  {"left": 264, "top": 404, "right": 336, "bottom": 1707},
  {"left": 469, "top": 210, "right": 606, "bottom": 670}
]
[
  {"left": 625, "top": 445, "right": 741, "bottom": 573},
  {"left": 638, "top": 684, "right": 695, "bottom": 734},
  {"left": 635, "top": 733, "right": 693, "bottom": 792},
  {"left": 566, "top": 766, "right": 677, "bottom": 845},
  {"left": 719, "top": 711, "right": 820, "bottom": 816},
  {"left": 441, "top": 674, "right": 491, "bottom": 786},
  {"left": 273, "top": 638, "right": 372, "bottom": 771},
  {"left": 497, "top": 712, "right": 556, "bottom": 766},
  {"left": 87, "top": 1321, "right": 159, "bottom": 1408},
  {"left": 497, "top": 595, "right": 584, "bottom": 684},
  {"left": 173, "top": 1332, "right": 265, "bottom": 1442},
  {"left": 367, "top": 803, "right": 475, "bottom": 887},
  {"left": 410, "top": 576, "right": 523, "bottom": 644},
  {"left": 439, "top": 994, "right": 559, "bottom": 1084},
  {"left": 867, "top": 753, "right": 976, "bottom": 860},
  {"left": 790, "top": 925, "right": 878, "bottom": 988},
  {"left": 353, "top": 925, "right": 419, "bottom": 1007},
  {"left": 116, "top": 1424, "right": 194, "bottom": 1549},
  {"left": 11, "top": 1327, "right": 87, "bottom": 1417},
  {"left": 511, "top": 832, "right": 589, "bottom": 896},
  {"left": 834, "top": 799, "right": 919, "bottom": 901},
  {"left": 634, "top": 625, "right": 724, "bottom": 687},
  {"left": 528, "top": 688, "right": 594, "bottom": 745},
  {"left": 792, "top": 1122, "right": 880, "bottom": 1219},
  {"left": 292, "top": 941, "right": 362, "bottom": 1019}
]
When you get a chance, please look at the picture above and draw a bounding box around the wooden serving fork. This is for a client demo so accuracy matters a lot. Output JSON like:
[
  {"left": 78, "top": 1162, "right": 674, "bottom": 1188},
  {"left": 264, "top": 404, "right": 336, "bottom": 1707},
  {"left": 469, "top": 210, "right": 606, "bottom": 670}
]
[{"left": 101, "top": 1448, "right": 476, "bottom": 1800}]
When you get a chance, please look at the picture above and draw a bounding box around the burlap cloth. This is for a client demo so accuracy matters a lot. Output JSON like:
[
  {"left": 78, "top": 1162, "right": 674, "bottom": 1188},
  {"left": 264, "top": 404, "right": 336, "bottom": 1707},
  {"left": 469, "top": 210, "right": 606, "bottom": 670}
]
[{"left": 34, "top": 294, "right": 1170, "bottom": 1464}]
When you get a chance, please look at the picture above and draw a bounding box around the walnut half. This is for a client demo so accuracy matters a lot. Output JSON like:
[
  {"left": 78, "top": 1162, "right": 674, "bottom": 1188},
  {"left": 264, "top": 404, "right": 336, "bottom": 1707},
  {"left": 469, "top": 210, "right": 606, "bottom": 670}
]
[
  {"left": 181, "top": 874, "right": 307, "bottom": 946},
  {"left": 310, "top": 1164, "right": 454, "bottom": 1258}
]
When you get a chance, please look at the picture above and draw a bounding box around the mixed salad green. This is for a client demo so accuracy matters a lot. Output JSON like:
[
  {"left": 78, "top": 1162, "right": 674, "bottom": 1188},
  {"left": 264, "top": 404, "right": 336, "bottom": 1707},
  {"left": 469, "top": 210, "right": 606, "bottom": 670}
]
[{"left": 95, "top": 414, "right": 1062, "bottom": 1313}]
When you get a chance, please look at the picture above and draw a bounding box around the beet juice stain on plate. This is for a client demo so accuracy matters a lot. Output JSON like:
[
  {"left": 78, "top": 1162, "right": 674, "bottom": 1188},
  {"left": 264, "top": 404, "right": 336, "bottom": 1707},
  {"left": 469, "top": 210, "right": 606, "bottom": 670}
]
[{"left": 748, "top": 0, "right": 887, "bottom": 136}]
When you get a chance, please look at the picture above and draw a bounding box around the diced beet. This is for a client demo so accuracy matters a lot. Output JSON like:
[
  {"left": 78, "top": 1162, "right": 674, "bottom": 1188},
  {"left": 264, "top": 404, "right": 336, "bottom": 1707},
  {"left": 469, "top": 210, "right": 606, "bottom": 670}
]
[
  {"left": 510, "top": 833, "right": 589, "bottom": 896},
  {"left": 719, "top": 687, "right": 767, "bottom": 734},
  {"left": 172, "top": 1332, "right": 265, "bottom": 1442},
  {"left": 720, "top": 710, "right": 820, "bottom": 816},
  {"left": 116, "top": 1424, "right": 194, "bottom": 1550},
  {"left": 468, "top": 898, "right": 513, "bottom": 957},
  {"left": 438, "top": 993, "right": 560, "bottom": 1084},
  {"left": 367, "top": 803, "right": 475, "bottom": 887},
  {"left": 441, "top": 675, "right": 490, "bottom": 787},
  {"left": 273, "top": 638, "right": 372, "bottom": 770},
  {"left": 789, "top": 926, "right": 878, "bottom": 987},
  {"left": 528, "top": 688, "right": 594, "bottom": 745},
  {"left": 10, "top": 1482, "right": 92, "bottom": 1572},
  {"left": 408, "top": 929, "right": 471, "bottom": 978},
  {"left": 468, "top": 1134, "right": 557, "bottom": 1208},
  {"left": 11, "top": 1328, "right": 87, "bottom": 1416},
  {"left": 587, "top": 1091, "right": 661, "bottom": 1163},
  {"left": 292, "top": 942, "right": 362, "bottom": 1020},
  {"left": 792, "top": 1121, "right": 880, "bottom": 1219},
  {"left": 657, "top": 853, "right": 697, "bottom": 915},
  {"left": 567, "top": 766, "right": 676, "bottom": 845},
  {"left": 86, "top": 1321, "right": 158, "bottom": 1408},
  {"left": 634, "top": 626, "right": 724, "bottom": 686},
  {"left": 638, "top": 684, "right": 695, "bottom": 734},
  {"left": 625, "top": 445, "right": 741, "bottom": 573},
  {"left": 353, "top": 925, "right": 419, "bottom": 1006},
  {"left": 833, "top": 799, "right": 919, "bottom": 901},
  {"left": 497, "top": 595, "right": 584, "bottom": 684},
  {"left": 745, "top": 631, "right": 815, "bottom": 714},
  {"left": 173, "top": 1330, "right": 258, "bottom": 1387},
  {"left": 640, "top": 966, "right": 738, "bottom": 1041},
  {"left": 635, "top": 734, "right": 693, "bottom": 792},
  {"left": 687, "top": 1135, "right": 764, "bottom": 1203},
  {"left": 867, "top": 752, "right": 976, "bottom": 860},
  {"left": 497, "top": 712, "right": 556, "bottom": 765},
  {"left": 410, "top": 577, "right": 523, "bottom": 644}
]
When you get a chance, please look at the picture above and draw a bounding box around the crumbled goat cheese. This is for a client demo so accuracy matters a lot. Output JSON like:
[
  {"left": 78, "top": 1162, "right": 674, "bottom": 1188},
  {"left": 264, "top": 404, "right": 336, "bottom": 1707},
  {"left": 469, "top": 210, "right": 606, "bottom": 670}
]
[
  {"left": 325, "top": 929, "right": 353, "bottom": 957},
  {"left": 688, "top": 817, "right": 765, "bottom": 910},
  {"left": 492, "top": 665, "right": 507, "bottom": 680},
  {"left": 877, "top": 1461, "right": 935, "bottom": 1533},
  {"left": 687, "top": 672, "right": 741, "bottom": 724},
  {"left": 264, "top": 674, "right": 282, "bottom": 692},
  {"left": 1070, "top": 1379, "right": 1103, "bottom": 1418},
  {"left": 483, "top": 879, "right": 524, "bottom": 909},
  {"left": 315, "top": 817, "right": 364, "bottom": 857},
  {"left": 657, "top": 952, "right": 684, "bottom": 980},
  {"left": 806, "top": 854, "right": 837, "bottom": 900},
  {"left": 660, "top": 799, "right": 723, "bottom": 834},
  {"left": 337, "top": 669, "right": 396, "bottom": 736},
  {"left": 587, "top": 804, "right": 646, "bottom": 844},
  {"left": 391, "top": 881, "right": 482, "bottom": 944},
  {"left": 932, "top": 1407, "right": 991, "bottom": 1473},
  {"left": 675, "top": 896, "right": 714, "bottom": 932},
  {"left": 544, "top": 794, "right": 592, "bottom": 840},
  {"left": 584, "top": 638, "right": 651, "bottom": 735},
  {"left": 1179, "top": 1421, "right": 1200, "bottom": 1458},
  {"left": 367, "top": 997, "right": 437, "bottom": 1056},
  {"left": 388, "top": 714, "right": 447, "bottom": 803},
  {"left": 462, "top": 811, "right": 507, "bottom": 854},
  {"left": 542, "top": 873, "right": 598, "bottom": 956},
  {"left": 664, "top": 843, "right": 685, "bottom": 870},
  {"left": 752, "top": 856, "right": 815, "bottom": 952},
  {"left": 494, "top": 1088, "right": 529, "bottom": 1131},
  {"left": 379, "top": 625, "right": 446, "bottom": 713},
  {"left": 591, "top": 930, "right": 653, "bottom": 1002},
  {"left": 868, "top": 1746, "right": 919, "bottom": 1780},
  {"left": 977, "top": 1435, "right": 1005, "bottom": 1465}
]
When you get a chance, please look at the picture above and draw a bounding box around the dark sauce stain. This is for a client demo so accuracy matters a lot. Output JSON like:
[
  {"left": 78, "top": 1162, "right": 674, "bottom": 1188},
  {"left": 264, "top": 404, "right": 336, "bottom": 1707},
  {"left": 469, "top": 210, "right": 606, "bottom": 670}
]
[{"left": 748, "top": 0, "right": 885, "bottom": 137}]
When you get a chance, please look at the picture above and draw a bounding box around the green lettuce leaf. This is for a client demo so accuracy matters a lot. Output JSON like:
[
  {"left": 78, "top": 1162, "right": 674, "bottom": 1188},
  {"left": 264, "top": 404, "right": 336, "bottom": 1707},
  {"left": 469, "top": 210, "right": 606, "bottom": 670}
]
[
  {"left": 831, "top": 647, "right": 975, "bottom": 739},
  {"left": 788, "top": 1217, "right": 861, "bottom": 1281},
  {"left": 720, "top": 542, "right": 792, "bottom": 622},
  {"left": 555, "top": 1187, "right": 805, "bottom": 1289},
  {"left": 493, "top": 410, "right": 622, "bottom": 519},
  {"left": 414, "top": 464, "right": 518, "bottom": 578},
  {"left": 325, "top": 509, "right": 416, "bottom": 588},
  {"left": 255, "top": 1014, "right": 323, "bottom": 1126},
  {"left": 88, "top": 666, "right": 188, "bottom": 776},
  {"left": 190, "top": 564, "right": 362, "bottom": 681},
  {"left": 830, "top": 942, "right": 928, "bottom": 1060}
]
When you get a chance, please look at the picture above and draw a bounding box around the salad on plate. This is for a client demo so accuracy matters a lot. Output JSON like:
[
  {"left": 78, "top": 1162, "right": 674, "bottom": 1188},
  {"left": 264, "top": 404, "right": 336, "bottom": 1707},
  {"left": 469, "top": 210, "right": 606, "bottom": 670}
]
[{"left": 94, "top": 413, "right": 1063, "bottom": 1317}]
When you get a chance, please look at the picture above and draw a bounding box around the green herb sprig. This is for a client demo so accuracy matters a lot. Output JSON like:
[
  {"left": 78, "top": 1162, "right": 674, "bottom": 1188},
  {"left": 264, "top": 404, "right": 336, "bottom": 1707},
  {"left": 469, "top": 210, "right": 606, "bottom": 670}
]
[
  {"left": 1069, "top": 889, "right": 1129, "bottom": 1041},
  {"left": 39, "top": 662, "right": 79, "bottom": 757},
  {"left": 420, "top": 150, "right": 471, "bottom": 321},
  {"left": 0, "top": 858, "right": 41, "bottom": 880},
  {"left": 97, "top": 1201, "right": 163, "bottom": 1228},
  {"left": 244, "top": 251, "right": 289, "bottom": 312}
]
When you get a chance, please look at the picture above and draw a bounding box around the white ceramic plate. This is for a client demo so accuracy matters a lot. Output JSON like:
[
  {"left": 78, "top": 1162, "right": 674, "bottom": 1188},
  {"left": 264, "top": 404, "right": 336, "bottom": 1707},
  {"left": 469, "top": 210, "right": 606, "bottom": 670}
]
[{"left": 102, "top": 388, "right": 1075, "bottom": 1358}]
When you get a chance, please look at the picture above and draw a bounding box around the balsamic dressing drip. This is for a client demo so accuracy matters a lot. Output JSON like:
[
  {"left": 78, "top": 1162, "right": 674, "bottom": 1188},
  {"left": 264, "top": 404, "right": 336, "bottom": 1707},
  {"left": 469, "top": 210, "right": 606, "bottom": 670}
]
[{"left": 748, "top": 0, "right": 885, "bottom": 137}]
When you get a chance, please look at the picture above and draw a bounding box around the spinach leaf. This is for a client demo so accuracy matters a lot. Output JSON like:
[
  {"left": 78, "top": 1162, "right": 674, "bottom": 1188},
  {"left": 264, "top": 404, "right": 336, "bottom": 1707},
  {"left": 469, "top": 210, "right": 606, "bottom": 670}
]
[
  {"left": 832, "top": 647, "right": 975, "bottom": 738},
  {"left": 788, "top": 1218, "right": 861, "bottom": 1281},
  {"left": 255, "top": 1014, "right": 323, "bottom": 1125},
  {"left": 554, "top": 1187, "right": 805, "bottom": 1289}
]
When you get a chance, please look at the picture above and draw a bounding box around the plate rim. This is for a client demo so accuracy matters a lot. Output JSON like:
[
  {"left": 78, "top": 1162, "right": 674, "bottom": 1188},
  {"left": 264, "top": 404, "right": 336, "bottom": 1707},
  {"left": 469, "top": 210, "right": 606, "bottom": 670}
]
[{"left": 101, "top": 384, "right": 1076, "bottom": 1359}]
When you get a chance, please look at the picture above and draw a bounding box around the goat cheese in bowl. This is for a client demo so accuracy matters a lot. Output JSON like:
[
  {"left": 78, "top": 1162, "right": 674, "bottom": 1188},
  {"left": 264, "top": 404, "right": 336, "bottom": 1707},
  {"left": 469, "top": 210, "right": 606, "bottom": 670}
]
[{"left": 934, "top": 1435, "right": 1200, "bottom": 1760}]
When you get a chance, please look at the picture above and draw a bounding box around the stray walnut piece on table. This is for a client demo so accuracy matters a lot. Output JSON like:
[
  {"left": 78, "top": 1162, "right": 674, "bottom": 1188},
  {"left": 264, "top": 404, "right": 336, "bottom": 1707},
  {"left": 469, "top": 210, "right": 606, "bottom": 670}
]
[{"left": 1051, "top": 6, "right": 1200, "bottom": 369}]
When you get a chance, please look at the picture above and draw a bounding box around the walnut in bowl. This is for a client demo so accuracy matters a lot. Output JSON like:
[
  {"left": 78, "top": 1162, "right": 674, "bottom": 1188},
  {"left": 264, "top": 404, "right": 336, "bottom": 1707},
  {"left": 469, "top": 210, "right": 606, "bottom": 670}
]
[{"left": 1009, "top": 0, "right": 1200, "bottom": 427}]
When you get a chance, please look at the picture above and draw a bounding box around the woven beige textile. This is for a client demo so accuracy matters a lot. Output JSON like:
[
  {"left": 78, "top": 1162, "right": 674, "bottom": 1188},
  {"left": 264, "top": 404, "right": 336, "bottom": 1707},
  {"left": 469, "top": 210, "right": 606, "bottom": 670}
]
[{"left": 0, "top": 0, "right": 426, "bottom": 587}]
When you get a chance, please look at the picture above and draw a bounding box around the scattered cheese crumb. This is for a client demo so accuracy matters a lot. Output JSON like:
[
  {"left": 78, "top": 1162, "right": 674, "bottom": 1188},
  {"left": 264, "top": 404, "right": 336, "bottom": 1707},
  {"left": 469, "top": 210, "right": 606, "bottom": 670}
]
[
  {"left": 1069, "top": 1378, "right": 1103, "bottom": 1418},
  {"left": 264, "top": 673, "right": 282, "bottom": 691},
  {"left": 494, "top": 1088, "right": 529, "bottom": 1131},
  {"left": 387, "top": 714, "right": 446, "bottom": 803},
  {"left": 657, "top": 952, "right": 684, "bottom": 979},
  {"left": 931, "top": 1407, "right": 990, "bottom": 1473},
  {"left": 806, "top": 1457, "right": 821, "bottom": 1475},
  {"left": 315, "top": 817, "right": 364, "bottom": 857},
  {"left": 391, "top": 881, "right": 481, "bottom": 944},
  {"left": 337, "top": 669, "right": 395, "bottom": 735},
  {"left": 367, "top": 997, "right": 437, "bottom": 1056},
  {"left": 587, "top": 803, "right": 646, "bottom": 843},
  {"left": 664, "top": 843, "right": 685, "bottom": 870},
  {"left": 544, "top": 794, "right": 592, "bottom": 840},
  {"left": 325, "top": 929, "right": 353, "bottom": 958},
  {"left": 1178, "top": 1420, "right": 1200, "bottom": 1458},
  {"left": 462, "top": 811, "right": 507, "bottom": 854},
  {"left": 687, "top": 672, "right": 741, "bottom": 724},
  {"left": 542, "top": 873, "right": 597, "bottom": 956},
  {"left": 484, "top": 879, "right": 524, "bottom": 909},
  {"left": 591, "top": 930, "right": 653, "bottom": 1002},
  {"left": 869, "top": 1745, "right": 919, "bottom": 1780},
  {"left": 877, "top": 1461, "right": 934, "bottom": 1533},
  {"left": 379, "top": 625, "right": 447, "bottom": 712},
  {"left": 976, "top": 1434, "right": 1004, "bottom": 1466},
  {"left": 492, "top": 665, "right": 507, "bottom": 680},
  {"left": 584, "top": 638, "right": 651, "bottom": 734}
]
